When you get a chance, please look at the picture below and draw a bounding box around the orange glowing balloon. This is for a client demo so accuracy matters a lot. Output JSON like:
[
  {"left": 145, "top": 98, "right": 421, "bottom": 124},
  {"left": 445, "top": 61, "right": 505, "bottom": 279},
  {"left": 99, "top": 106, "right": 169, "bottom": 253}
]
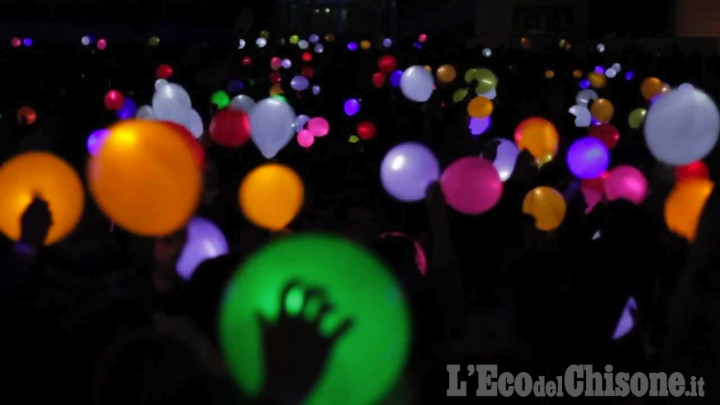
[
  {"left": 545, "top": 70, "right": 555, "bottom": 79},
  {"left": 522, "top": 186, "right": 566, "bottom": 231},
  {"left": 239, "top": 163, "right": 304, "bottom": 231},
  {"left": 641, "top": 77, "right": 664, "bottom": 100},
  {"left": 590, "top": 98, "right": 614, "bottom": 123},
  {"left": 88, "top": 120, "right": 203, "bottom": 236},
  {"left": 572, "top": 69, "right": 582, "bottom": 79},
  {"left": 665, "top": 178, "right": 714, "bottom": 242},
  {"left": 436, "top": 64, "right": 457, "bottom": 83},
  {"left": 514, "top": 117, "right": 560, "bottom": 164},
  {"left": 588, "top": 72, "right": 607, "bottom": 89},
  {"left": 0, "top": 152, "right": 84, "bottom": 245},
  {"left": 467, "top": 96, "right": 493, "bottom": 118}
]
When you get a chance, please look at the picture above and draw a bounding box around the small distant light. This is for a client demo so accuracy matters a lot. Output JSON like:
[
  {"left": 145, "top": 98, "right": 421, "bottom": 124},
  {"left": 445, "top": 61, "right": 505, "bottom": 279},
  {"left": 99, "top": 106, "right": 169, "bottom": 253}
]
[
  {"left": 545, "top": 70, "right": 555, "bottom": 79},
  {"left": 23, "top": 38, "right": 32, "bottom": 47},
  {"left": 298, "top": 40, "right": 309, "bottom": 50},
  {"left": 625, "top": 71, "right": 634, "bottom": 81},
  {"left": 413, "top": 42, "right": 422, "bottom": 49},
  {"left": 314, "top": 8, "right": 320, "bottom": 13},
  {"left": 81, "top": 36, "right": 91, "bottom": 46},
  {"left": 594, "top": 66, "right": 605, "bottom": 75},
  {"left": 482, "top": 48, "right": 492, "bottom": 57},
  {"left": 260, "top": 30, "right": 270, "bottom": 39},
  {"left": 349, "top": 135, "right": 360, "bottom": 143},
  {"left": 579, "top": 79, "right": 591, "bottom": 89},
  {"left": 302, "top": 52, "right": 312, "bottom": 62},
  {"left": 309, "top": 34, "right": 319, "bottom": 43},
  {"left": 243, "top": 56, "right": 252, "bottom": 66},
  {"left": 312, "top": 85, "right": 321, "bottom": 95},
  {"left": 289, "top": 35, "right": 300, "bottom": 45},
  {"left": 558, "top": 39, "right": 566, "bottom": 48},
  {"left": 360, "top": 40, "right": 371, "bottom": 50},
  {"left": 256, "top": 37, "right": 267, "bottom": 48},
  {"left": 418, "top": 33, "right": 427, "bottom": 43},
  {"left": 314, "top": 43, "right": 324, "bottom": 53},
  {"left": 10, "top": 37, "right": 21, "bottom": 48},
  {"left": 572, "top": 69, "right": 582, "bottom": 78},
  {"left": 148, "top": 36, "right": 160, "bottom": 47},
  {"left": 347, "top": 42, "right": 358, "bottom": 51},
  {"left": 605, "top": 68, "right": 617, "bottom": 79},
  {"left": 325, "top": 33, "right": 335, "bottom": 42},
  {"left": 611, "top": 63, "right": 621, "bottom": 72},
  {"left": 97, "top": 39, "right": 107, "bottom": 50},
  {"left": 325, "top": 7, "right": 330, "bottom": 13},
  {"left": 383, "top": 38, "right": 393, "bottom": 48},
  {"left": 282, "top": 58, "right": 292, "bottom": 69},
  {"left": 597, "top": 43, "right": 605, "bottom": 53},
  {"left": 238, "top": 39, "right": 246, "bottom": 49}
]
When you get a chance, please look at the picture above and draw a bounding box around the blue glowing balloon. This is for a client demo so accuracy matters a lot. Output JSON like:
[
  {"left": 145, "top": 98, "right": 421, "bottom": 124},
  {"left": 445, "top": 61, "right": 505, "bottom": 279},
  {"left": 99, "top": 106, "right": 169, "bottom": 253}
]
[
  {"left": 579, "top": 79, "right": 591, "bottom": 89},
  {"left": 294, "top": 114, "right": 310, "bottom": 133},
  {"left": 227, "top": 79, "right": 245, "bottom": 94},
  {"left": 290, "top": 75, "right": 309, "bottom": 91},
  {"left": 625, "top": 71, "right": 634, "bottom": 81},
  {"left": 383, "top": 38, "right": 393, "bottom": 48},
  {"left": 176, "top": 217, "right": 229, "bottom": 280},
  {"left": 347, "top": 42, "right": 358, "bottom": 51},
  {"left": 390, "top": 70, "right": 403, "bottom": 87},
  {"left": 381, "top": 142, "right": 440, "bottom": 202},
  {"left": 344, "top": 98, "right": 361, "bottom": 116},
  {"left": 469, "top": 117, "right": 491, "bottom": 136},
  {"left": 594, "top": 66, "right": 605, "bottom": 75},
  {"left": 116, "top": 97, "right": 137, "bottom": 120},
  {"left": 566, "top": 137, "right": 610, "bottom": 179},
  {"left": 482, "top": 138, "right": 519, "bottom": 182}
]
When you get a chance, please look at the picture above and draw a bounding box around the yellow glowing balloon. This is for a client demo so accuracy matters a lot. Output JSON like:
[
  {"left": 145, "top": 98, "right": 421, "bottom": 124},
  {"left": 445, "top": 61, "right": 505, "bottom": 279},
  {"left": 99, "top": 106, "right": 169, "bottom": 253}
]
[
  {"left": 0, "top": 152, "right": 84, "bottom": 245},
  {"left": 240, "top": 164, "right": 304, "bottom": 231},
  {"left": 88, "top": 120, "right": 202, "bottom": 236},
  {"left": 467, "top": 96, "right": 493, "bottom": 118},
  {"left": 436, "top": 64, "right": 457, "bottom": 83},
  {"left": 665, "top": 178, "right": 714, "bottom": 242},
  {"left": 572, "top": 69, "right": 582, "bottom": 79},
  {"left": 590, "top": 98, "right": 614, "bottom": 123},
  {"left": 514, "top": 117, "right": 559, "bottom": 163},
  {"left": 523, "top": 187, "right": 566, "bottom": 231},
  {"left": 360, "top": 40, "right": 372, "bottom": 50},
  {"left": 641, "top": 77, "right": 664, "bottom": 101},
  {"left": 545, "top": 70, "right": 555, "bottom": 79},
  {"left": 588, "top": 72, "right": 606, "bottom": 89}
]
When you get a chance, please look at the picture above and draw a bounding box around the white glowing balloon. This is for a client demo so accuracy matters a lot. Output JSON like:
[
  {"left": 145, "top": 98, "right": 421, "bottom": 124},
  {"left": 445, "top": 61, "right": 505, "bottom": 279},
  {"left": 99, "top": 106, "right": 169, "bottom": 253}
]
[
  {"left": 611, "top": 63, "right": 621, "bottom": 72},
  {"left": 136, "top": 105, "right": 155, "bottom": 120},
  {"left": 187, "top": 109, "right": 203, "bottom": 139},
  {"left": 605, "top": 68, "right": 617, "bottom": 79},
  {"left": 477, "top": 87, "right": 497, "bottom": 100},
  {"left": 645, "top": 85, "right": 720, "bottom": 165},
  {"left": 249, "top": 98, "right": 296, "bottom": 159},
  {"left": 576, "top": 89, "right": 598, "bottom": 107},
  {"left": 152, "top": 82, "right": 192, "bottom": 126},
  {"left": 400, "top": 66, "right": 434, "bottom": 103},
  {"left": 569, "top": 105, "right": 592, "bottom": 127},
  {"left": 256, "top": 37, "right": 267, "bottom": 48},
  {"left": 482, "top": 48, "right": 492, "bottom": 58},
  {"left": 229, "top": 94, "right": 256, "bottom": 114},
  {"left": 155, "top": 79, "right": 168, "bottom": 90},
  {"left": 482, "top": 138, "right": 519, "bottom": 182},
  {"left": 597, "top": 43, "right": 605, "bottom": 53}
]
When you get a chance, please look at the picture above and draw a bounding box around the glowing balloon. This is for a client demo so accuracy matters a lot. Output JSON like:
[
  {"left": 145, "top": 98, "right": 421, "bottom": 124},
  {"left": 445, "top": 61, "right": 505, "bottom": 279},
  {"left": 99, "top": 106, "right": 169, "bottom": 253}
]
[
  {"left": 468, "top": 68, "right": 498, "bottom": 94},
  {"left": 581, "top": 177, "right": 606, "bottom": 213},
  {"left": 567, "top": 137, "right": 610, "bottom": 179},
  {"left": 477, "top": 87, "right": 497, "bottom": 100},
  {"left": 665, "top": 178, "right": 714, "bottom": 241},
  {"left": 589, "top": 123, "right": 620, "bottom": 149},
  {"left": 569, "top": 105, "right": 592, "bottom": 127},
  {"left": 308, "top": 117, "right": 330, "bottom": 137},
  {"left": 613, "top": 297, "right": 637, "bottom": 340},
  {"left": 380, "top": 142, "right": 439, "bottom": 202},
  {"left": 211, "top": 91, "right": 230, "bottom": 109},
  {"left": 590, "top": 98, "right": 614, "bottom": 123},
  {"left": 155, "top": 79, "right": 168, "bottom": 90},
  {"left": 210, "top": 109, "right": 251, "bottom": 148},
  {"left": 104, "top": 90, "right": 124, "bottom": 111},
  {"left": 136, "top": 105, "right": 154, "bottom": 120},
  {"left": 239, "top": 164, "right": 304, "bottom": 230},
  {"left": 676, "top": 161, "right": 709, "bottom": 182},
  {"left": 588, "top": 73, "right": 606, "bottom": 89},
  {"left": 522, "top": 187, "right": 566, "bottom": 231},
  {"left": 440, "top": 157, "right": 502, "bottom": 215},
  {"left": 377, "top": 56, "right": 397, "bottom": 73},
  {"left": 297, "top": 130, "right": 315, "bottom": 148},
  {"left": 436, "top": 65, "right": 457, "bottom": 83},
  {"left": 116, "top": 97, "right": 137, "bottom": 120},
  {"left": 249, "top": 98, "right": 296, "bottom": 159},
  {"left": 645, "top": 86, "right": 720, "bottom": 165},
  {"left": 0, "top": 152, "right": 84, "bottom": 245},
  {"left": 176, "top": 217, "right": 229, "bottom": 280},
  {"left": 152, "top": 83, "right": 192, "bottom": 126},
  {"left": 88, "top": 120, "right": 202, "bottom": 236},
  {"left": 641, "top": 77, "right": 664, "bottom": 100},
  {"left": 219, "top": 234, "right": 410, "bottom": 405},
  {"left": 372, "top": 72, "right": 386, "bottom": 88},
  {"left": 389, "top": 70, "right": 403, "bottom": 87},
  {"left": 482, "top": 138, "right": 519, "bottom": 182},
  {"left": 467, "top": 97, "right": 493, "bottom": 118},
  {"left": 400, "top": 66, "right": 434, "bottom": 102},
  {"left": 187, "top": 109, "right": 203, "bottom": 139},
  {"left": 294, "top": 115, "right": 310, "bottom": 133},
  {"left": 514, "top": 117, "right": 559, "bottom": 164},
  {"left": 344, "top": 98, "right": 361, "bottom": 116},
  {"left": 290, "top": 75, "right": 310, "bottom": 91},
  {"left": 156, "top": 64, "right": 173, "bottom": 79},
  {"left": 483, "top": 48, "right": 492, "bottom": 57},
  {"left": 312, "top": 85, "right": 321, "bottom": 95},
  {"left": 87, "top": 129, "right": 111, "bottom": 156},
  {"left": 469, "top": 117, "right": 491, "bottom": 136},
  {"left": 576, "top": 89, "right": 598, "bottom": 107},
  {"left": 17, "top": 106, "right": 36, "bottom": 125},
  {"left": 357, "top": 121, "right": 377, "bottom": 140},
  {"left": 229, "top": 95, "right": 256, "bottom": 114},
  {"left": 270, "top": 57, "right": 282, "bottom": 70},
  {"left": 453, "top": 88, "right": 468, "bottom": 103},
  {"left": 604, "top": 165, "right": 648, "bottom": 205}
]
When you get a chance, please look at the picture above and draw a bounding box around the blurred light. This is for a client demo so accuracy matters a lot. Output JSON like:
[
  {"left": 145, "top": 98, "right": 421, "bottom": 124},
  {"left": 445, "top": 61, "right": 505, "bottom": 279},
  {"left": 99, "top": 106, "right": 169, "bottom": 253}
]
[
  {"left": 309, "top": 34, "right": 319, "bottom": 43},
  {"left": 325, "top": 7, "right": 330, "bottom": 13},
  {"left": 482, "top": 48, "right": 492, "bottom": 57},
  {"left": 298, "top": 40, "right": 309, "bottom": 50},
  {"left": 597, "top": 43, "right": 605, "bottom": 53},
  {"left": 87, "top": 129, "right": 111, "bottom": 156},
  {"left": 383, "top": 38, "right": 392, "bottom": 48},
  {"left": 23, "top": 38, "right": 32, "bottom": 47},
  {"left": 418, "top": 33, "right": 427, "bottom": 43},
  {"left": 347, "top": 42, "right": 358, "bottom": 51},
  {"left": 282, "top": 58, "right": 292, "bottom": 69},
  {"left": 10, "top": 37, "right": 21, "bottom": 48},
  {"left": 312, "top": 85, "right": 321, "bottom": 95},
  {"left": 625, "top": 71, "right": 634, "bottom": 81},
  {"left": 594, "top": 66, "right": 605, "bottom": 75},
  {"left": 314, "top": 43, "right": 324, "bottom": 53},
  {"left": 97, "top": 39, "right": 107, "bottom": 50},
  {"left": 390, "top": 70, "right": 403, "bottom": 87},
  {"left": 256, "top": 37, "right": 267, "bottom": 48},
  {"left": 238, "top": 39, "right": 246, "bottom": 49},
  {"left": 611, "top": 63, "right": 621, "bottom": 72},
  {"left": 469, "top": 117, "right": 491, "bottom": 136},
  {"left": 81, "top": 36, "right": 91, "bottom": 46},
  {"left": 579, "top": 79, "right": 591, "bottom": 89},
  {"left": 605, "top": 68, "right": 617, "bottom": 79}
]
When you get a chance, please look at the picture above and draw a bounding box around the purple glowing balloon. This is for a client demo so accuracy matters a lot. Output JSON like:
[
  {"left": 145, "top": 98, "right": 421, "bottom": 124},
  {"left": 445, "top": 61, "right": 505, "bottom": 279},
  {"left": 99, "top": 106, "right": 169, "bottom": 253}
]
[
  {"left": 579, "top": 79, "right": 591, "bottom": 89},
  {"left": 312, "top": 85, "right": 321, "bottom": 95},
  {"left": 612, "top": 297, "right": 637, "bottom": 340},
  {"left": 381, "top": 142, "right": 440, "bottom": 202},
  {"left": 344, "top": 98, "right": 361, "bottom": 116},
  {"left": 383, "top": 38, "right": 393, "bottom": 48},
  {"left": 604, "top": 165, "right": 648, "bottom": 205},
  {"left": 87, "top": 129, "right": 111, "bottom": 156},
  {"left": 625, "top": 71, "right": 634, "bottom": 81},
  {"left": 116, "top": 97, "right": 137, "bottom": 120},
  {"left": 290, "top": 75, "right": 310, "bottom": 91},
  {"left": 23, "top": 38, "right": 32, "bottom": 47},
  {"left": 389, "top": 70, "right": 403, "bottom": 87},
  {"left": 440, "top": 157, "right": 502, "bottom": 215},
  {"left": 567, "top": 137, "right": 610, "bottom": 179},
  {"left": 482, "top": 138, "right": 519, "bottom": 182},
  {"left": 469, "top": 117, "right": 491, "bottom": 136},
  {"left": 347, "top": 42, "right": 358, "bottom": 51},
  {"left": 594, "top": 65, "right": 605, "bottom": 75},
  {"left": 227, "top": 79, "right": 245, "bottom": 94},
  {"left": 176, "top": 217, "right": 229, "bottom": 280}
]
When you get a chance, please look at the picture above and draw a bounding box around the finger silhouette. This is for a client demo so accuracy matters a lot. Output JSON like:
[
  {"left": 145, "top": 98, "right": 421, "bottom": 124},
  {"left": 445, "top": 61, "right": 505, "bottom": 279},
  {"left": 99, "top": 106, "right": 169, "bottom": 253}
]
[{"left": 329, "top": 319, "right": 354, "bottom": 342}]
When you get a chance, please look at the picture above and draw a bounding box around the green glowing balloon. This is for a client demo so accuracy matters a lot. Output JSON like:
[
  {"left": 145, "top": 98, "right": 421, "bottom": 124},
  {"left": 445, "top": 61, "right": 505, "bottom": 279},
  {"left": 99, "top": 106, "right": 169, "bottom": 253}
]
[
  {"left": 271, "top": 94, "right": 288, "bottom": 103},
  {"left": 289, "top": 34, "right": 300, "bottom": 45},
  {"left": 464, "top": 68, "right": 480, "bottom": 84},
  {"left": 148, "top": 36, "right": 160, "bottom": 47},
  {"left": 453, "top": 88, "right": 469, "bottom": 103},
  {"left": 628, "top": 108, "right": 647, "bottom": 129},
  {"left": 219, "top": 234, "right": 411, "bottom": 405},
  {"left": 260, "top": 30, "right": 270, "bottom": 39},
  {"left": 211, "top": 90, "right": 230, "bottom": 109},
  {"left": 474, "top": 68, "right": 498, "bottom": 94}
]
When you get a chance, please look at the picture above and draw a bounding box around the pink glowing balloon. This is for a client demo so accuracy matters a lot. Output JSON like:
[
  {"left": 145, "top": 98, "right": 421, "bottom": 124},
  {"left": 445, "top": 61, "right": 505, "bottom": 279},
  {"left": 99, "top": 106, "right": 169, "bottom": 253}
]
[
  {"left": 307, "top": 117, "right": 329, "bottom": 137},
  {"left": 297, "top": 129, "right": 315, "bottom": 148},
  {"left": 440, "top": 157, "right": 502, "bottom": 215},
  {"left": 97, "top": 38, "right": 107, "bottom": 50},
  {"left": 270, "top": 57, "right": 282, "bottom": 70},
  {"left": 604, "top": 165, "right": 648, "bottom": 205}
]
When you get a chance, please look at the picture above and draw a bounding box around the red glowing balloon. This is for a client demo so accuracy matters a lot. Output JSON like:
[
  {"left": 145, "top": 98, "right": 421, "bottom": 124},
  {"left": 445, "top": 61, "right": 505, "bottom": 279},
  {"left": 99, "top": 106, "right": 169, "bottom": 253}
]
[
  {"left": 301, "top": 66, "right": 315, "bottom": 79},
  {"left": 372, "top": 72, "right": 386, "bottom": 89},
  {"left": 242, "top": 56, "right": 252, "bottom": 66},
  {"left": 377, "top": 55, "right": 398, "bottom": 74},
  {"left": 160, "top": 121, "right": 206, "bottom": 169},
  {"left": 209, "top": 109, "right": 251, "bottom": 148},
  {"left": 270, "top": 72, "right": 282, "bottom": 84},
  {"left": 104, "top": 90, "right": 124, "bottom": 111},
  {"left": 589, "top": 123, "right": 620, "bottom": 149},
  {"left": 10, "top": 37, "right": 21, "bottom": 48},
  {"left": 16, "top": 106, "right": 37, "bottom": 125},
  {"left": 357, "top": 121, "right": 377, "bottom": 140},
  {"left": 676, "top": 161, "right": 709, "bottom": 182},
  {"left": 302, "top": 52, "right": 313, "bottom": 62},
  {"left": 156, "top": 64, "right": 174, "bottom": 79}
]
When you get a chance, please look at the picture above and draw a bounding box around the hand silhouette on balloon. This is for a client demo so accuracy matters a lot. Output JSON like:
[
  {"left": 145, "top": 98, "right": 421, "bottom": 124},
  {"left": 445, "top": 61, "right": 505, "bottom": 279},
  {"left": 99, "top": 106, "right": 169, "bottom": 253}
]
[
  {"left": 20, "top": 196, "right": 52, "bottom": 248},
  {"left": 258, "top": 280, "right": 353, "bottom": 404}
]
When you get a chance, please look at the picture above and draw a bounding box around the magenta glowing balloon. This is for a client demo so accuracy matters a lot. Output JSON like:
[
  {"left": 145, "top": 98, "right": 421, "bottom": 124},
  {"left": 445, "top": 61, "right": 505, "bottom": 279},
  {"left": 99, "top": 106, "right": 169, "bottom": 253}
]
[
  {"left": 10, "top": 37, "right": 21, "bottom": 48},
  {"left": 566, "top": 137, "right": 610, "bottom": 179},
  {"left": 440, "top": 157, "right": 502, "bottom": 215},
  {"left": 307, "top": 117, "right": 329, "bottom": 137},
  {"left": 604, "top": 165, "right": 648, "bottom": 205},
  {"left": 381, "top": 142, "right": 440, "bottom": 202},
  {"left": 176, "top": 217, "right": 229, "bottom": 280},
  {"left": 344, "top": 98, "right": 361, "bottom": 116},
  {"left": 297, "top": 129, "right": 315, "bottom": 148},
  {"left": 87, "top": 129, "right": 111, "bottom": 156},
  {"left": 270, "top": 57, "right": 282, "bottom": 70},
  {"left": 97, "top": 39, "right": 107, "bottom": 50},
  {"left": 380, "top": 231, "right": 428, "bottom": 276},
  {"left": 469, "top": 117, "right": 491, "bottom": 136}
]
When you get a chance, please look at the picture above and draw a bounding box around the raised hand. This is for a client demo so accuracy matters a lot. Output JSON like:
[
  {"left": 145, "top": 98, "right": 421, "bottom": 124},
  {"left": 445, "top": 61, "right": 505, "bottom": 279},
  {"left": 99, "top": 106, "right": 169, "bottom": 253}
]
[
  {"left": 20, "top": 196, "right": 52, "bottom": 248},
  {"left": 258, "top": 280, "right": 353, "bottom": 405}
]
